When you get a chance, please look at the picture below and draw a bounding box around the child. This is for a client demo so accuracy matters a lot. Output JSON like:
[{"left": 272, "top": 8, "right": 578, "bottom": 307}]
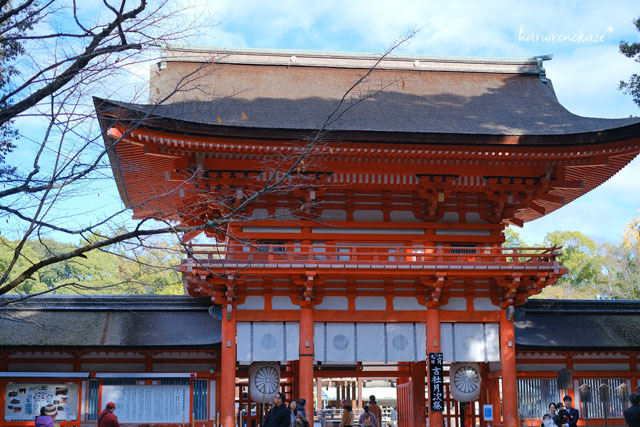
[
  {"left": 542, "top": 414, "right": 555, "bottom": 427},
  {"left": 556, "top": 402, "right": 569, "bottom": 427}
]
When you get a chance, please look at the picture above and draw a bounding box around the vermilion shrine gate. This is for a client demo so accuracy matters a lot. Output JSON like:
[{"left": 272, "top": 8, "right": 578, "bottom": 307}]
[{"left": 95, "top": 47, "right": 640, "bottom": 427}]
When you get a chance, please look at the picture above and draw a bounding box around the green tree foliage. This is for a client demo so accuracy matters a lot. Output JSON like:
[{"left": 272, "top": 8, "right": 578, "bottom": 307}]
[
  {"left": 510, "top": 224, "right": 639, "bottom": 300},
  {"left": 544, "top": 230, "right": 602, "bottom": 288},
  {"left": 503, "top": 228, "right": 527, "bottom": 247},
  {"left": 0, "top": 237, "right": 182, "bottom": 295},
  {"left": 619, "top": 16, "right": 640, "bottom": 108}
]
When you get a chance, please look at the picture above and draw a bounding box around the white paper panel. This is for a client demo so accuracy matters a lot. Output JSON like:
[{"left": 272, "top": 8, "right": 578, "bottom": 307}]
[
  {"left": 357, "top": 323, "right": 385, "bottom": 362},
  {"left": 440, "top": 323, "right": 500, "bottom": 362}
]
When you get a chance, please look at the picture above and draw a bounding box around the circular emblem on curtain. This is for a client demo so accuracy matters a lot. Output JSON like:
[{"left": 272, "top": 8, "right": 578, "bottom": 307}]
[
  {"left": 249, "top": 362, "right": 280, "bottom": 402},
  {"left": 392, "top": 334, "right": 409, "bottom": 351},
  {"left": 260, "top": 334, "right": 277, "bottom": 350},
  {"left": 333, "top": 334, "right": 349, "bottom": 350},
  {"left": 449, "top": 362, "right": 481, "bottom": 402}
]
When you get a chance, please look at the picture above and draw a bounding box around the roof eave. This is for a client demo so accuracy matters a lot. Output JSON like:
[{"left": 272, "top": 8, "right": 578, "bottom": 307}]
[{"left": 95, "top": 98, "right": 640, "bottom": 147}]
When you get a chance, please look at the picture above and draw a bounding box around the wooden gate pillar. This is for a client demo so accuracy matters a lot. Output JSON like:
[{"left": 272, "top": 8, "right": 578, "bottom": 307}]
[
  {"left": 427, "top": 306, "right": 443, "bottom": 427},
  {"left": 299, "top": 306, "right": 315, "bottom": 413},
  {"left": 221, "top": 303, "right": 237, "bottom": 427},
  {"left": 411, "top": 361, "right": 427, "bottom": 427},
  {"left": 500, "top": 308, "right": 518, "bottom": 427}
]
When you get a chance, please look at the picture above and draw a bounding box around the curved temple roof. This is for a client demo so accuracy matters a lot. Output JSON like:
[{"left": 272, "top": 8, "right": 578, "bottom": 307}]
[
  {"left": 96, "top": 47, "right": 640, "bottom": 144},
  {"left": 95, "top": 48, "right": 640, "bottom": 225}
]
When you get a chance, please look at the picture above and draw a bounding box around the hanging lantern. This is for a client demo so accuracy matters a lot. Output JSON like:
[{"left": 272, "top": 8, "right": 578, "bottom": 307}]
[
  {"left": 617, "top": 383, "right": 630, "bottom": 403},
  {"left": 557, "top": 368, "right": 573, "bottom": 390},
  {"left": 598, "top": 384, "right": 610, "bottom": 403},
  {"left": 579, "top": 384, "right": 592, "bottom": 403},
  {"left": 449, "top": 363, "right": 481, "bottom": 402},
  {"left": 249, "top": 362, "right": 280, "bottom": 403}
]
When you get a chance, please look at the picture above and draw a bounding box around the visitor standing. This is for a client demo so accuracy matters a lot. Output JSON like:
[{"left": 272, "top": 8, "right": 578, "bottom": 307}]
[
  {"left": 563, "top": 396, "right": 579, "bottom": 427},
  {"left": 623, "top": 392, "right": 640, "bottom": 427},
  {"left": 368, "top": 395, "right": 382, "bottom": 427},
  {"left": 98, "top": 402, "right": 120, "bottom": 427},
  {"left": 339, "top": 399, "right": 353, "bottom": 427},
  {"left": 35, "top": 404, "right": 58, "bottom": 427},
  {"left": 359, "top": 405, "right": 378, "bottom": 427},
  {"left": 288, "top": 400, "right": 298, "bottom": 427},
  {"left": 263, "top": 393, "right": 290, "bottom": 427}
]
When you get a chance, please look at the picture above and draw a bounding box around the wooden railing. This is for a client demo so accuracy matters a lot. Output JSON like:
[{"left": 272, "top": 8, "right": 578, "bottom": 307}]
[{"left": 182, "top": 244, "right": 562, "bottom": 268}]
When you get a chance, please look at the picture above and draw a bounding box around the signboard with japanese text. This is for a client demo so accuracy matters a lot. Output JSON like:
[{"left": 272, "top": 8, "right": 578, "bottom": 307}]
[
  {"left": 4, "top": 384, "right": 78, "bottom": 421},
  {"left": 101, "top": 384, "right": 189, "bottom": 423},
  {"left": 429, "top": 352, "right": 444, "bottom": 412}
]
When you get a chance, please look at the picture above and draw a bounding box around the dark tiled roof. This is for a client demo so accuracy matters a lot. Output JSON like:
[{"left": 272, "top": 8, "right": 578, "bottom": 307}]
[
  {"left": 515, "top": 299, "right": 640, "bottom": 350},
  {"left": 0, "top": 295, "right": 221, "bottom": 349},
  {"left": 96, "top": 58, "right": 640, "bottom": 143},
  {"left": 2, "top": 296, "right": 638, "bottom": 351}
]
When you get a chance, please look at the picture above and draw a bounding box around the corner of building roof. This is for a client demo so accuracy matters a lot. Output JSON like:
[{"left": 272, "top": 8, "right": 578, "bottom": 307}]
[
  {"left": 158, "top": 44, "right": 553, "bottom": 75},
  {"left": 0, "top": 294, "right": 212, "bottom": 311}
]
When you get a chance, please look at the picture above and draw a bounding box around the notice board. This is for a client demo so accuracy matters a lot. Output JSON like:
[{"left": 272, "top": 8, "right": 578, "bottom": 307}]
[
  {"left": 4, "top": 383, "right": 78, "bottom": 421},
  {"left": 101, "top": 384, "right": 190, "bottom": 423}
]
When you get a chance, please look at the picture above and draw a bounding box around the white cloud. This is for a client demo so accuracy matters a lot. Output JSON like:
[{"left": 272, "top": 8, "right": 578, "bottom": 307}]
[{"left": 11, "top": 0, "right": 640, "bottom": 244}]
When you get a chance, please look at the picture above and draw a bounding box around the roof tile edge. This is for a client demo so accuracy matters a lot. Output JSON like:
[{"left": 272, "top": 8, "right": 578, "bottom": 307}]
[{"left": 159, "top": 45, "right": 552, "bottom": 74}]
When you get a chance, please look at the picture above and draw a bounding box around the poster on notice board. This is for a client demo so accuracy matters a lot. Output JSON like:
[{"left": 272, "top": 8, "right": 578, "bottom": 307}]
[
  {"left": 4, "top": 384, "right": 78, "bottom": 421},
  {"left": 101, "top": 384, "right": 190, "bottom": 423}
]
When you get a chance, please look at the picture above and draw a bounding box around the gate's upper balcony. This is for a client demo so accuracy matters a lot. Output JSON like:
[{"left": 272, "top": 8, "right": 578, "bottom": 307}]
[
  {"left": 180, "top": 243, "right": 563, "bottom": 276},
  {"left": 179, "top": 243, "right": 566, "bottom": 305}
]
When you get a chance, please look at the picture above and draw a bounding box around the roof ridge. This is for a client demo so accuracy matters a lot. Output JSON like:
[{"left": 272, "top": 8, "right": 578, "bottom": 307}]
[{"left": 159, "top": 45, "right": 552, "bottom": 75}]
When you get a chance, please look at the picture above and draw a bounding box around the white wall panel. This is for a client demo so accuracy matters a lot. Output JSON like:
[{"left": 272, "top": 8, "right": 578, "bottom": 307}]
[
  {"left": 237, "top": 296, "right": 265, "bottom": 310},
  {"left": 315, "top": 296, "right": 348, "bottom": 310},
  {"left": 272, "top": 296, "right": 299, "bottom": 310},
  {"left": 440, "top": 297, "right": 467, "bottom": 311},
  {"left": 393, "top": 297, "right": 426, "bottom": 311},
  {"left": 355, "top": 296, "right": 386, "bottom": 310},
  {"left": 473, "top": 297, "right": 500, "bottom": 311}
]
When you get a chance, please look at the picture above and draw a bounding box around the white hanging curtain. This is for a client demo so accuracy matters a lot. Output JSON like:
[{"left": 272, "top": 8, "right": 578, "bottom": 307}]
[
  {"left": 440, "top": 322, "right": 500, "bottom": 362},
  {"left": 237, "top": 322, "right": 300, "bottom": 364},
  {"left": 314, "top": 322, "right": 426, "bottom": 363}
]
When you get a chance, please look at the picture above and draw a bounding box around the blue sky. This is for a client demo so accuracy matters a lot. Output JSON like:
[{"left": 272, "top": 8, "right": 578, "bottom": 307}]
[
  {"left": 8, "top": 0, "right": 640, "bottom": 246},
  {"left": 190, "top": 0, "right": 640, "bottom": 245}
]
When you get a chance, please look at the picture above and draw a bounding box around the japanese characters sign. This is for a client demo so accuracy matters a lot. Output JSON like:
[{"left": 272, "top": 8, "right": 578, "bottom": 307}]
[
  {"left": 101, "top": 384, "right": 189, "bottom": 423},
  {"left": 429, "top": 352, "right": 444, "bottom": 412}
]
